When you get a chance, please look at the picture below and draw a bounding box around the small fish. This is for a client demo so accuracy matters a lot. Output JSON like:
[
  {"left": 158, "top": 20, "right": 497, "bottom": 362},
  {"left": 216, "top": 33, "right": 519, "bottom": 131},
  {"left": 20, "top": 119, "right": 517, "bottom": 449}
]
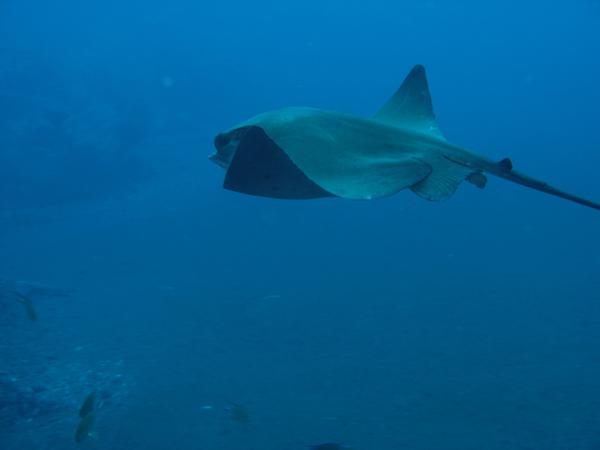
[
  {"left": 79, "top": 391, "right": 97, "bottom": 418},
  {"left": 14, "top": 292, "right": 37, "bottom": 321},
  {"left": 260, "top": 294, "right": 282, "bottom": 301},
  {"left": 311, "top": 444, "right": 347, "bottom": 450},
  {"left": 227, "top": 402, "right": 250, "bottom": 424},
  {"left": 74, "top": 411, "right": 95, "bottom": 443}
]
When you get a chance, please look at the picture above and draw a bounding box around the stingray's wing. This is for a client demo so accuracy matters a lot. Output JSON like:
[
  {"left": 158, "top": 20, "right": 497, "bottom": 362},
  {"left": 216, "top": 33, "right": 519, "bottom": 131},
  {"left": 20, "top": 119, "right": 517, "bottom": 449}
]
[
  {"left": 247, "top": 109, "right": 432, "bottom": 199},
  {"left": 215, "top": 108, "right": 432, "bottom": 200}
]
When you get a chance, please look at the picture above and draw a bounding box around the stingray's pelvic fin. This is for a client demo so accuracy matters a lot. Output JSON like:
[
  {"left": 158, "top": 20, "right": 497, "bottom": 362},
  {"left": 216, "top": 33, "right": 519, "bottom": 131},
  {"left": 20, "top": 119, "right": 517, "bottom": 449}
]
[
  {"left": 411, "top": 160, "right": 472, "bottom": 201},
  {"left": 466, "top": 172, "right": 488, "bottom": 189}
]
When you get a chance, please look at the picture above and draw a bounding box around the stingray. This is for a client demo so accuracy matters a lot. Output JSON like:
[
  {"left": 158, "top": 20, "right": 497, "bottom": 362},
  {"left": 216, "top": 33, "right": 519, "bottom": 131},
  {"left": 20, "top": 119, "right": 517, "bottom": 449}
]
[{"left": 210, "top": 65, "right": 600, "bottom": 211}]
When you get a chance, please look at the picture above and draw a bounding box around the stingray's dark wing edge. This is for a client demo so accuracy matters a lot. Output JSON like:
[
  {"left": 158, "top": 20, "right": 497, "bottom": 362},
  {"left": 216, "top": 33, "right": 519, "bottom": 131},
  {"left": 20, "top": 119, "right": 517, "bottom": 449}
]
[{"left": 216, "top": 126, "right": 333, "bottom": 200}]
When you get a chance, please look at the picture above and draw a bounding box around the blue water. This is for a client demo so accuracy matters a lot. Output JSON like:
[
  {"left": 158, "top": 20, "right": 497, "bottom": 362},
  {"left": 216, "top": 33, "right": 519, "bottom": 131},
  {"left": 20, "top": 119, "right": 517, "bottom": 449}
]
[{"left": 1, "top": 1, "right": 600, "bottom": 449}]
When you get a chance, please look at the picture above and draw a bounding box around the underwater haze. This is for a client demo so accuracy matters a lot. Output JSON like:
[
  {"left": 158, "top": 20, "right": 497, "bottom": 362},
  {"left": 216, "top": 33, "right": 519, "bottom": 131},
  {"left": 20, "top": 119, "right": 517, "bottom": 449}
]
[{"left": 1, "top": 0, "right": 600, "bottom": 449}]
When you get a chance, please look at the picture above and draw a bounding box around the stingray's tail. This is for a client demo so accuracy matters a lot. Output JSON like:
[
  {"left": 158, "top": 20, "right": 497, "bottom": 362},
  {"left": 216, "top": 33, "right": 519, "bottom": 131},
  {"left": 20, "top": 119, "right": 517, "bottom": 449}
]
[{"left": 488, "top": 158, "right": 600, "bottom": 211}]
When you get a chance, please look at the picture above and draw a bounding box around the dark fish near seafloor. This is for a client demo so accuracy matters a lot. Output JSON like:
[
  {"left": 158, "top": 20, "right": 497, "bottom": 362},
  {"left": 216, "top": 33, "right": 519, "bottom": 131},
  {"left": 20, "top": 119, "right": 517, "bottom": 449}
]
[
  {"left": 75, "top": 391, "right": 98, "bottom": 443},
  {"left": 14, "top": 292, "right": 37, "bottom": 321},
  {"left": 79, "top": 391, "right": 97, "bottom": 418},
  {"left": 75, "top": 411, "right": 95, "bottom": 443}
]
